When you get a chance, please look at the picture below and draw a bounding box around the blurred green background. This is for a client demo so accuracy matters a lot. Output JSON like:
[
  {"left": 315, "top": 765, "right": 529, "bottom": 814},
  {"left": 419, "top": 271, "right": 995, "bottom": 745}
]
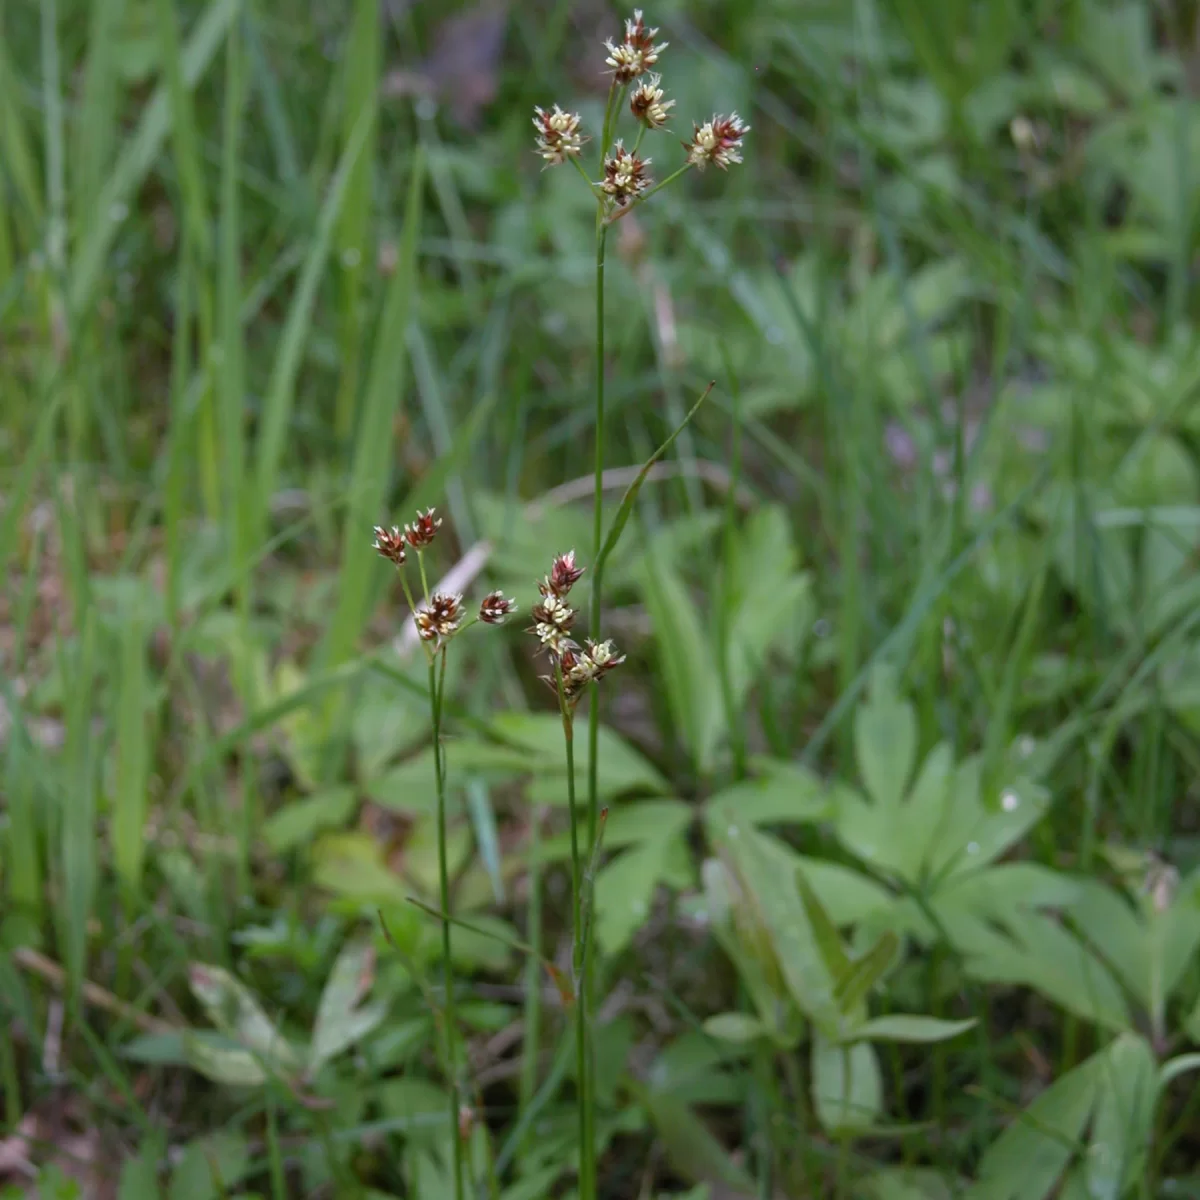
[{"left": 5, "top": 0, "right": 1200, "bottom": 1196}]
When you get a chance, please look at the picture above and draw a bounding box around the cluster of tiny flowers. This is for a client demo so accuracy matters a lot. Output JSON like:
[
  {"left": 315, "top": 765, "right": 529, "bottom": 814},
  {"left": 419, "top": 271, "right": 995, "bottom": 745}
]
[
  {"left": 684, "top": 113, "right": 750, "bottom": 171},
  {"left": 404, "top": 508, "right": 442, "bottom": 548},
  {"left": 373, "top": 508, "right": 517, "bottom": 648},
  {"left": 605, "top": 10, "right": 667, "bottom": 83},
  {"left": 602, "top": 142, "right": 652, "bottom": 205},
  {"left": 533, "top": 105, "right": 584, "bottom": 165},
  {"left": 630, "top": 74, "right": 673, "bottom": 129},
  {"left": 528, "top": 551, "right": 625, "bottom": 704},
  {"left": 416, "top": 592, "right": 464, "bottom": 644},
  {"left": 372, "top": 525, "right": 408, "bottom": 566}
]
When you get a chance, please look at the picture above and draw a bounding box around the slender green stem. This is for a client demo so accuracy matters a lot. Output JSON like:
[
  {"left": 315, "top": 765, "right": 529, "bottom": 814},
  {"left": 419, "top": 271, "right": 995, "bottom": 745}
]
[
  {"left": 570, "top": 154, "right": 601, "bottom": 197},
  {"left": 605, "top": 162, "right": 694, "bottom": 224},
  {"left": 418, "top": 548, "right": 431, "bottom": 605},
  {"left": 518, "top": 804, "right": 545, "bottom": 1136},
  {"left": 554, "top": 664, "right": 592, "bottom": 1200},
  {"left": 431, "top": 647, "right": 464, "bottom": 1200}
]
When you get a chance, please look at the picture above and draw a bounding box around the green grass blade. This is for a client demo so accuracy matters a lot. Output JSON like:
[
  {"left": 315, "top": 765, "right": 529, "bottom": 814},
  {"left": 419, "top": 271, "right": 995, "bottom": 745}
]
[
  {"left": 593, "top": 382, "right": 714, "bottom": 577},
  {"left": 69, "top": 0, "right": 239, "bottom": 316},
  {"left": 332, "top": 0, "right": 380, "bottom": 440},
  {"left": 113, "top": 615, "right": 151, "bottom": 901},
  {"left": 320, "top": 147, "right": 426, "bottom": 674},
  {"left": 254, "top": 102, "right": 377, "bottom": 533}
]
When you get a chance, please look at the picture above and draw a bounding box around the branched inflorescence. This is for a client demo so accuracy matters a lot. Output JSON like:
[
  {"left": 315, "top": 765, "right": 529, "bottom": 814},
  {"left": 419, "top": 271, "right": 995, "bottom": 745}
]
[
  {"left": 528, "top": 551, "right": 625, "bottom": 706},
  {"left": 373, "top": 508, "right": 516, "bottom": 651},
  {"left": 532, "top": 9, "right": 748, "bottom": 221}
]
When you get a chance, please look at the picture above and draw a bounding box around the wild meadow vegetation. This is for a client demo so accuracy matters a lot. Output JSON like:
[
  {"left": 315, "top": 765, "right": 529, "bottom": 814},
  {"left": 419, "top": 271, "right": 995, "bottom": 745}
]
[{"left": 4, "top": 0, "right": 1200, "bottom": 1196}]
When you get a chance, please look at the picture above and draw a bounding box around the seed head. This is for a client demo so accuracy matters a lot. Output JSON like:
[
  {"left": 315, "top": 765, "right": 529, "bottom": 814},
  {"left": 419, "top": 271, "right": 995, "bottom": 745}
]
[
  {"left": 605, "top": 10, "right": 667, "bottom": 84},
  {"left": 630, "top": 75, "right": 674, "bottom": 129},
  {"left": 404, "top": 507, "right": 443, "bottom": 549},
  {"left": 547, "top": 638, "right": 627, "bottom": 702},
  {"left": 372, "top": 525, "right": 407, "bottom": 566},
  {"left": 415, "top": 591, "right": 463, "bottom": 644},
  {"left": 539, "top": 550, "right": 585, "bottom": 598},
  {"left": 479, "top": 590, "right": 518, "bottom": 625},
  {"left": 533, "top": 105, "right": 585, "bottom": 166},
  {"left": 684, "top": 112, "right": 750, "bottom": 171},
  {"left": 601, "top": 142, "right": 652, "bottom": 206}
]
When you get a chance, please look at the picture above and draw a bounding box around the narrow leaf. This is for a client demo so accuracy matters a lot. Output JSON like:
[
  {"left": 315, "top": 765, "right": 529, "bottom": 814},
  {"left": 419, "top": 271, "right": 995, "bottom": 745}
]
[
  {"left": 594, "top": 382, "right": 715, "bottom": 575},
  {"left": 854, "top": 1015, "right": 976, "bottom": 1044}
]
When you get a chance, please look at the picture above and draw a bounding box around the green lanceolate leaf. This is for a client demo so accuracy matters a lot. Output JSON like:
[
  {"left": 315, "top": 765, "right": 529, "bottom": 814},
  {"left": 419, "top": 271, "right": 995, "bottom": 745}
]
[
  {"left": 853, "top": 1015, "right": 976, "bottom": 1044},
  {"left": 811, "top": 1032, "right": 883, "bottom": 1134},
  {"left": 834, "top": 932, "right": 902, "bottom": 1018},
  {"left": 594, "top": 382, "right": 715, "bottom": 576}
]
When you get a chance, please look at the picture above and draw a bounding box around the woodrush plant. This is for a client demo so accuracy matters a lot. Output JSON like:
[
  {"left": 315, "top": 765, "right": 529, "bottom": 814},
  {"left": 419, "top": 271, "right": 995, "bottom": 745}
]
[
  {"left": 373, "top": 509, "right": 516, "bottom": 1200},
  {"left": 534, "top": 14, "right": 748, "bottom": 1191}
]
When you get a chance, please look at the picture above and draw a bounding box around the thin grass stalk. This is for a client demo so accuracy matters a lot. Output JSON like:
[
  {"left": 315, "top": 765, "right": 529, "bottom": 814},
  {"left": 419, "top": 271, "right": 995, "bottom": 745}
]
[
  {"left": 554, "top": 661, "right": 592, "bottom": 1200},
  {"left": 430, "top": 645, "right": 465, "bottom": 1200},
  {"left": 518, "top": 804, "right": 545, "bottom": 1134}
]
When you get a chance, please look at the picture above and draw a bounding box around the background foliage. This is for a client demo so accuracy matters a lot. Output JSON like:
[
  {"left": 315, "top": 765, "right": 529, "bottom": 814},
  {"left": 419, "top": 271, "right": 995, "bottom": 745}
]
[{"left": 3, "top": 0, "right": 1200, "bottom": 1196}]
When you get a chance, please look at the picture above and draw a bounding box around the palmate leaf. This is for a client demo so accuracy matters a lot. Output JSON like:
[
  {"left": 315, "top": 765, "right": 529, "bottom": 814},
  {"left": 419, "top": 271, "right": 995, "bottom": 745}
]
[
  {"left": 186, "top": 963, "right": 301, "bottom": 1074},
  {"left": 309, "top": 938, "right": 387, "bottom": 1076}
]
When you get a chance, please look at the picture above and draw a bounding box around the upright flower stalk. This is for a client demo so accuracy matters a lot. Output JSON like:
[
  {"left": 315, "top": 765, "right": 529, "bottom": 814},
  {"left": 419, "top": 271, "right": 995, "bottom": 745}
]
[
  {"left": 373, "top": 512, "right": 515, "bottom": 1200},
  {"left": 532, "top": 11, "right": 748, "bottom": 1191},
  {"left": 526, "top": 552, "right": 623, "bottom": 1200}
]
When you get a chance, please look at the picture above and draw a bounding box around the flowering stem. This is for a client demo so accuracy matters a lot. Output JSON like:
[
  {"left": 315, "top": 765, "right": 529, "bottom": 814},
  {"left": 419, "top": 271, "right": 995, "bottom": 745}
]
[
  {"left": 554, "top": 663, "right": 593, "bottom": 1200},
  {"left": 570, "top": 154, "right": 602, "bottom": 198},
  {"left": 417, "top": 548, "right": 431, "bottom": 605},
  {"left": 431, "top": 646, "right": 464, "bottom": 1200},
  {"left": 605, "top": 161, "right": 694, "bottom": 225},
  {"left": 599, "top": 80, "right": 619, "bottom": 157}
]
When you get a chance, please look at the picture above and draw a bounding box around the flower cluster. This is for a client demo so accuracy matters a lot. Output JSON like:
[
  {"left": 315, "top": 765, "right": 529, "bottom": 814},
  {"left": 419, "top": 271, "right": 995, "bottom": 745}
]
[
  {"left": 532, "top": 10, "right": 748, "bottom": 219},
  {"left": 528, "top": 551, "right": 625, "bottom": 705},
  {"left": 630, "top": 74, "right": 673, "bottom": 129},
  {"left": 684, "top": 113, "right": 750, "bottom": 171},
  {"left": 605, "top": 10, "right": 667, "bottom": 83},
  {"left": 533, "top": 105, "right": 584, "bottom": 166},
  {"left": 373, "top": 507, "right": 516, "bottom": 650},
  {"left": 602, "top": 142, "right": 652, "bottom": 205}
]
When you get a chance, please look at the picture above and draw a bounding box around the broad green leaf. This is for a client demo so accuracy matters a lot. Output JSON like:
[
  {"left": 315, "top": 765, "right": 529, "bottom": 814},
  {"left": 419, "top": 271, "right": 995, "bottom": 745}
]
[
  {"left": 595, "top": 835, "right": 693, "bottom": 956},
  {"left": 181, "top": 1033, "right": 267, "bottom": 1087},
  {"left": 811, "top": 1033, "right": 883, "bottom": 1135},
  {"left": 707, "top": 765, "right": 834, "bottom": 828},
  {"left": 703, "top": 1013, "right": 766, "bottom": 1044},
  {"left": 853, "top": 1015, "right": 976, "bottom": 1044},
  {"left": 311, "top": 832, "right": 406, "bottom": 903},
  {"left": 862, "top": 1168, "right": 954, "bottom": 1200},
  {"left": 640, "top": 1090, "right": 755, "bottom": 1193},
  {"left": 169, "top": 1132, "right": 250, "bottom": 1200},
  {"left": 889, "top": 742, "right": 954, "bottom": 881},
  {"left": 854, "top": 665, "right": 917, "bottom": 813},
  {"left": 310, "top": 939, "right": 387, "bottom": 1075},
  {"left": 716, "top": 822, "right": 838, "bottom": 1030},
  {"left": 262, "top": 786, "right": 357, "bottom": 853},
  {"left": 1087, "top": 1033, "right": 1156, "bottom": 1200},
  {"left": 787, "top": 851, "right": 895, "bottom": 924},
  {"left": 186, "top": 964, "right": 300, "bottom": 1073},
  {"left": 701, "top": 858, "right": 800, "bottom": 1046},
  {"left": 963, "top": 911, "right": 1131, "bottom": 1033},
  {"left": 967, "top": 1052, "right": 1100, "bottom": 1200},
  {"left": 640, "top": 557, "right": 722, "bottom": 774}
]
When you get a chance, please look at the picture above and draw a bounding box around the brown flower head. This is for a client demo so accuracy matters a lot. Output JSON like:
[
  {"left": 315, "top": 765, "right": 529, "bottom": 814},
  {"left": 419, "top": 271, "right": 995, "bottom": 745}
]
[
  {"left": 533, "top": 105, "right": 585, "bottom": 166},
  {"left": 684, "top": 113, "right": 749, "bottom": 171},
  {"left": 605, "top": 10, "right": 667, "bottom": 83},
  {"left": 404, "top": 507, "right": 443, "bottom": 549},
  {"left": 479, "top": 590, "right": 517, "bottom": 625},
  {"left": 601, "top": 142, "right": 652, "bottom": 206},
  {"left": 550, "top": 638, "right": 627, "bottom": 703},
  {"left": 539, "top": 550, "right": 585, "bottom": 598},
  {"left": 373, "top": 525, "right": 407, "bottom": 566},
  {"left": 415, "top": 591, "right": 463, "bottom": 644},
  {"left": 630, "top": 74, "right": 674, "bottom": 129}
]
